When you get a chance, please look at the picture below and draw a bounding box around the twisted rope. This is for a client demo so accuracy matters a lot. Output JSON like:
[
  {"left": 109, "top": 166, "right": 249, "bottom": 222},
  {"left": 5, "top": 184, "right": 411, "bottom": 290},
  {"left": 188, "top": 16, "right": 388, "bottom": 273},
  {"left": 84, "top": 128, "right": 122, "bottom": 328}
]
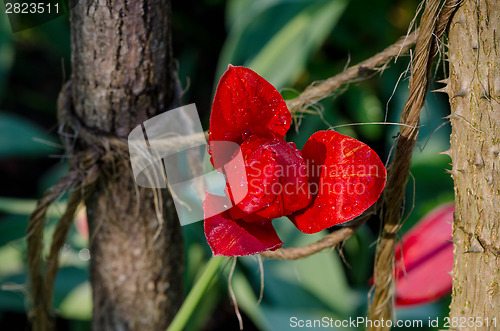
[
  {"left": 27, "top": 77, "right": 192, "bottom": 329},
  {"left": 260, "top": 210, "right": 371, "bottom": 260},
  {"left": 286, "top": 31, "right": 418, "bottom": 114},
  {"left": 368, "top": 0, "right": 462, "bottom": 328},
  {"left": 26, "top": 82, "right": 128, "bottom": 330}
]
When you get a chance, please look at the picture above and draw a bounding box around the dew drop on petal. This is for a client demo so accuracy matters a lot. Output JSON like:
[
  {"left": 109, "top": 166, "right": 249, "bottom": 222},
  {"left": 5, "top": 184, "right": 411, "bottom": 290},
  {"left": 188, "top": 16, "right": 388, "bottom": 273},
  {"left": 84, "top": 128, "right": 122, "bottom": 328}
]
[
  {"left": 254, "top": 190, "right": 265, "bottom": 198},
  {"left": 241, "top": 131, "right": 252, "bottom": 140}
]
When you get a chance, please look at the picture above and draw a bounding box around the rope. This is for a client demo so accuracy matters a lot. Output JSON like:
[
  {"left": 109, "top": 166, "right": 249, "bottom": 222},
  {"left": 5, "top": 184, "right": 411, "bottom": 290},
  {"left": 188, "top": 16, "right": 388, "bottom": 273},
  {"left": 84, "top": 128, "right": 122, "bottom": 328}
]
[
  {"left": 368, "top": 0, "right": 462, "bottom": 328},
  {"left": 286, "top": 31, "right": 418, "bottom": 114},
  {"left": 27, "top": 80, "right": 188, "bottom": 330},
  {"left": 261, "top": 208, "right": 374, "bottom": 260},
  {"left": 26, "top": 82, "right": 122, "bottom": 330}
]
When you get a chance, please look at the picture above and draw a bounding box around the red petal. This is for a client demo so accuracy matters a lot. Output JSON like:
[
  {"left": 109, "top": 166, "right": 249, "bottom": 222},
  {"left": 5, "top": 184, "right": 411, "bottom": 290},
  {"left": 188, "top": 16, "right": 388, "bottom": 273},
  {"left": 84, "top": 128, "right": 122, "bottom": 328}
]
[
  {"left": 225, "top": 136, "right": 311, "bottom": 218},
  {"left": 203, "top": 193, "right": 283, "bottom": 256},
  {"left": 290, "top": 131, "right": 386, "bottom": 233},
  {"left": 209, "top": 65, "right": 291, "bottom": 148},
  {"left": 75, "top": 208, "right": 88, "bottom": 240},
  {"left": 226, "top": 136, "right": 279, "bottom": 214},
  {"left": 395, "top": 203, "right": 454, "bottom": 306},
  {"left": 227, "top": 203, "right": 270, "bottom": 223},
  {"left": 255, "top": 139, "right": 311, "bottom": 218}
]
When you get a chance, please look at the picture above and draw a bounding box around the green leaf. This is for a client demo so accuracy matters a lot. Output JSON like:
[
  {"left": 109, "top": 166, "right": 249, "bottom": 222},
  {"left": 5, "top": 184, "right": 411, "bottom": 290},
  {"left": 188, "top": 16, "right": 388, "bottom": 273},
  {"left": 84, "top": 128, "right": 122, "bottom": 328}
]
[
  {"left": 0, "top": 245, "right": 24, "bottom": 277},
  {"left": 0, "top": 10, "right": 14, "bottom": 102},
  {"left": 274, "top": 249, "right": 355, "bottom": 316},
  {"left": 225, "top": 0, "right": 281, "bottom": 31},
  {"left": 38, "top": 160, "right": 69, "bottom": 194},
  {"left": 221, "top": 259, "right": 348, "bottom": 331},
  {"left": 0, "top": 197, "right": 67, "bottom": 217},
  {"left": 0, "top": 277, "right": 26, "bottom": 312},
  {"left": 229, "top": 269, "right": 273, "bottom": 331},
  {"left": 168, "top": 256, "right": 225, "bottom": 331},
  {"left": 218, "top": 0, "right": 349, "bottom": 89},
  {"left": 240, "top": 220, "right": 356, "bottom": 318},
  {"left": 0, "top": 215, "right": 28, "bottom": 247},
  {"left": 184, "top": 280, "right": 222, "bottom": 331},
  {"left": 342, "top": 224, "right": 375, "bottom": 286},
  {"left": 51, "top": 266, "right": 89, "bottom": 308},
  {"left": 59, "top": 282, "right": 92, "bottom": 320},
  {"left": 218, "top": 0, "right": 309, "bottom": 85},
  {"left": 248, "top": 0, "right": 348, "bottom": 89},
  {"left": 0, "top": 266, "right": 89, "bottom": 316},
  {"left": 0, "top": 112, "right": 60, "bottom": 158},
  {"left": 347, "top": 89, "right": 384, "bottom": 140}
]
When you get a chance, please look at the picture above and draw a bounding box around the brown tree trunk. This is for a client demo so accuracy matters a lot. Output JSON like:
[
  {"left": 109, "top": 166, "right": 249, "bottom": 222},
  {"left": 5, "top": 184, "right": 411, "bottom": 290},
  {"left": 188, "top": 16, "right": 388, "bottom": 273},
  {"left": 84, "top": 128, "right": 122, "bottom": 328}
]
[
  {"left": 447, "top": 0, "right": 499, "bottom": 328},
  {"left": 69, "top": 0, "right": 183, "bottom": 329}
]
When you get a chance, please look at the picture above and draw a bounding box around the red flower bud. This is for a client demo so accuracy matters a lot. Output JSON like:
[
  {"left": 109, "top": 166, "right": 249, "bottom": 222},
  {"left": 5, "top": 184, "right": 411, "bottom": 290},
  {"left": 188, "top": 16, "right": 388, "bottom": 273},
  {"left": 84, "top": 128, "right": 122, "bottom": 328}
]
[{"left": 394, "top": 203, "right": 454, "bottom": 306}]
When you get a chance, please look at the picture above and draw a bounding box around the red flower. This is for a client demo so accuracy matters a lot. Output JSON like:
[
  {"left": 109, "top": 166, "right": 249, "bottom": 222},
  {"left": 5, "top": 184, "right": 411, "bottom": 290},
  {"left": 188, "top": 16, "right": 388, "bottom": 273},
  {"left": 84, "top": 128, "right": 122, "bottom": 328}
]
[
  {"left": 204, "top": 65, "right": 386, "bottom": 256},
  {"left": 394, "top": 203, "right": 454, "bottom": 306}
]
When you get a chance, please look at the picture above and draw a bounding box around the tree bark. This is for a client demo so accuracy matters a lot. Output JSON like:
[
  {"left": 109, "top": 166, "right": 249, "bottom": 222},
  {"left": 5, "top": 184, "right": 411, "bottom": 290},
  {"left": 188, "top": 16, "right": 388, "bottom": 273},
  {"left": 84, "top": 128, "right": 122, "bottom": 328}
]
[
  {"left": 448, "top": 0, "right": 499, "bottom": 328},
  {"left": 69, "top": 0, "right": 183, "bottom": 329}
]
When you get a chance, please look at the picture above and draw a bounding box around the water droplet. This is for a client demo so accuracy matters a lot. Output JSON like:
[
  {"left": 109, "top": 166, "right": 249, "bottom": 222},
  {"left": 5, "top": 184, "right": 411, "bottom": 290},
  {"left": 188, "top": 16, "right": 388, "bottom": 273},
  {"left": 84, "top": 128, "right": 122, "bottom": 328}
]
[
  {"left": 255, "top": 191, "right": 265, "bottom": 198},
  {"left": 343, "top": 205, "right": 352, "bottom": 213}
]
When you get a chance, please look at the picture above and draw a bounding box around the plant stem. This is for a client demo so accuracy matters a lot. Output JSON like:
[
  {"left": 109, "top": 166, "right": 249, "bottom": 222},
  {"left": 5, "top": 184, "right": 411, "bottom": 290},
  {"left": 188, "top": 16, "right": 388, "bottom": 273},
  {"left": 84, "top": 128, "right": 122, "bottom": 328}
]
[{"left": 167, "top": 256, "right": 225, "bottom": 331}]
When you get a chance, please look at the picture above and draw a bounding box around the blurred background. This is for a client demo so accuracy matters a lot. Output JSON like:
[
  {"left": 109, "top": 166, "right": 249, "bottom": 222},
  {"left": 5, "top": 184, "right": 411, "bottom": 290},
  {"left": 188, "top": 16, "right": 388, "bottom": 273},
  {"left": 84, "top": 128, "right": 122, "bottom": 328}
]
[{"left": 0, "top": 0, "right": 454, "bottom": 330}]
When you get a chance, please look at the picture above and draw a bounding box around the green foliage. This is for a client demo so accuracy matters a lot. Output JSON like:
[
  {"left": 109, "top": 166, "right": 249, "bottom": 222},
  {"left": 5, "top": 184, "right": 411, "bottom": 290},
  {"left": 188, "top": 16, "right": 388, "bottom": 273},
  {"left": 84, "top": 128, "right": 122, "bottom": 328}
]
[
  {"left": 0, "top": 9, "right": 14, "bottom": 102},
  {"left": 0, "top": 211, "right": 91, "bottom": 321},
  {"left": 0, "top": 112, "right": 60, "bottom": 158},
  {"left": 219, "top": 0, "right": 348, "bottom": 89}
]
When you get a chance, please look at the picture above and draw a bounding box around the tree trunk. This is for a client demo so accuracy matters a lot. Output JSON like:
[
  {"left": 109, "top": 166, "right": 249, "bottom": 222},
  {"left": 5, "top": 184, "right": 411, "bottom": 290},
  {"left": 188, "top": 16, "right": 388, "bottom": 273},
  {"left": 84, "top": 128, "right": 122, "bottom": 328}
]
[
  {"left": 69, "top": 0, "right": 183, "bottom": 329},
  {"left": 448, "top": 0, "right": 499, "bottom": 327}
]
